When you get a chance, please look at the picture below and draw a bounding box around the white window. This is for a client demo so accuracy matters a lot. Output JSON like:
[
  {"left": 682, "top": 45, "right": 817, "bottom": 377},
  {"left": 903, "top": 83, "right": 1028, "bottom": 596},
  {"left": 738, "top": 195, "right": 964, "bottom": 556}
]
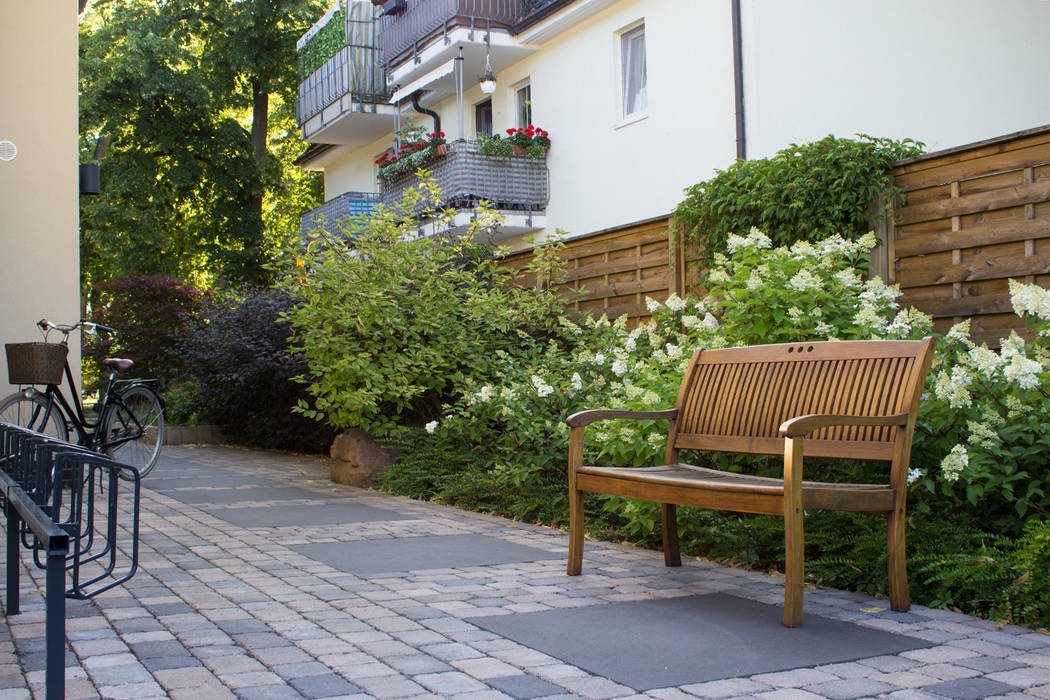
[
  {"left": 516, "top": 84, "right": 532, "bottom": 127},
  {"left": 621, "top": 25, "right": 647, "bottom": 118}
]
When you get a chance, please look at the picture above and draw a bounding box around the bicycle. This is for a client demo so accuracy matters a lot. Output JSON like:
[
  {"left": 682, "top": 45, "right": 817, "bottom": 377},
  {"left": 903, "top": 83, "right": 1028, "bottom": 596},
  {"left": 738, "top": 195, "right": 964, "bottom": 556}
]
[{"left": 0, "top": 319, "right": 165, "bottom": 477}]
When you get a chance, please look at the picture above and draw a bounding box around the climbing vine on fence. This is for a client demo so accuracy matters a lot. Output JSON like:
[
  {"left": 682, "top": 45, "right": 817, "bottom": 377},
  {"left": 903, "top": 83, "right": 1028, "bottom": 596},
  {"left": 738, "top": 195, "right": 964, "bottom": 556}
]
[{"left": 674, "top": 134, "right": 925, "bottom": 260}]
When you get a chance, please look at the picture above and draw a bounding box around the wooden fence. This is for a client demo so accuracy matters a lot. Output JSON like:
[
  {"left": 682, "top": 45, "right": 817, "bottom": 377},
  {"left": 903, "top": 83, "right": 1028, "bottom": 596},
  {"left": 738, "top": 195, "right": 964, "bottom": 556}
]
[
  {"left": 888, "top": 125, "right": 1050, "bottom": 347},
  {"left": 504, "top": 125, "right": 1050, "bottom": 344},
  {"left": 502, "top": 216, "right": 675, "bottom": 322}
]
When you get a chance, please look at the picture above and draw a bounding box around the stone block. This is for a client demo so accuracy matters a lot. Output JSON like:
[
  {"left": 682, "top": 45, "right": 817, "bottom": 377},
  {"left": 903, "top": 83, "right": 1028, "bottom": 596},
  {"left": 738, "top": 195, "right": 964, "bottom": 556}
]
[{"left": 329, "top": 429, "right": 400, "bottom": 487}]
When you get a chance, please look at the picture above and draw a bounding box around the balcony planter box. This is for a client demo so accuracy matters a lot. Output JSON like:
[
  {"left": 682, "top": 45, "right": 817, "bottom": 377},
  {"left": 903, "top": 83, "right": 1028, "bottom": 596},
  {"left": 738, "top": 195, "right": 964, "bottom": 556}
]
[{"left": 380, "top": 140, "right": 548, "bottom": 215}]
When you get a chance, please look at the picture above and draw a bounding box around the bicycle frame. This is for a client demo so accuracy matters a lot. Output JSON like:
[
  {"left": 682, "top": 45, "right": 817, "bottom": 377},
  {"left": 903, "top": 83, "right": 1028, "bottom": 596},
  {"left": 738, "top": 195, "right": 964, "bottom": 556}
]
[{"left": 24, "top": 352, "right": 154, "bottom": 453}]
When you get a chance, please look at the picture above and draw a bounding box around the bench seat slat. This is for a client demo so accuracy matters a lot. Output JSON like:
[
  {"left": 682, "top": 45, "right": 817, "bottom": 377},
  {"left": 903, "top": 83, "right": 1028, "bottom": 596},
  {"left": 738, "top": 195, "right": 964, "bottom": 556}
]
[{"left": 577, "top": 464, "right": 896, "bottom": 513}]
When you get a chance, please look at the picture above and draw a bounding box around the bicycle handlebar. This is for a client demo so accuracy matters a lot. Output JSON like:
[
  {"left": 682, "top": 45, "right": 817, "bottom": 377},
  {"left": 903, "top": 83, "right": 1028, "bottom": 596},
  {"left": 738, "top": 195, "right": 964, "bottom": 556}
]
[{"left": 37, "top": 319, "right": 115, "bottom": 341}]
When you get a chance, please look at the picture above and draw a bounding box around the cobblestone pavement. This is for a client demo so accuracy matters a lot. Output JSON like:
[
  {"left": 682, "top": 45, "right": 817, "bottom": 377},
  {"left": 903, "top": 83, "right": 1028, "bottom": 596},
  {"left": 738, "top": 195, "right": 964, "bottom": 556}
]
[{"left": 2, "top": 446, "right": 1050, "bottom": 700}]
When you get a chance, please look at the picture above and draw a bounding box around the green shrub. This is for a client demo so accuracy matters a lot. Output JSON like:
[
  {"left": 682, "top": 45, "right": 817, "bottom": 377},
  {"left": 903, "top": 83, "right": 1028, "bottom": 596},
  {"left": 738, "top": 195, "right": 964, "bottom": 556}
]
[
  {"left": 178, "top": 287, "right": 335, "bottom": 453},
  {"left": 87, "top": 273, "right": 205, "bottom": 391},
  {"left": 279, "top": 179, "right": 573, "bottom": 441},
  {"left": 675, "top": 134, "right": 924, "bottom": 259}
]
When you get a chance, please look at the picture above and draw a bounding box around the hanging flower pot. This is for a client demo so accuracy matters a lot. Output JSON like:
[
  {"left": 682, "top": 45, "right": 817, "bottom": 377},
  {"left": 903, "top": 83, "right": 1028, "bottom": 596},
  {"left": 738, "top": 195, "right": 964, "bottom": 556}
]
[{"left": 480, "top": 79, "right": 496, "bottom": 95}]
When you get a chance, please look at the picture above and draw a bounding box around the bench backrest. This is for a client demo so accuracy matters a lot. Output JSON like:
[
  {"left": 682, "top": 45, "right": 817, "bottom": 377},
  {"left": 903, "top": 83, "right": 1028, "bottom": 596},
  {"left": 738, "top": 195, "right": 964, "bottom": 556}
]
[{"left": 670, "top": 338, "right": 935, "bottom": 463}]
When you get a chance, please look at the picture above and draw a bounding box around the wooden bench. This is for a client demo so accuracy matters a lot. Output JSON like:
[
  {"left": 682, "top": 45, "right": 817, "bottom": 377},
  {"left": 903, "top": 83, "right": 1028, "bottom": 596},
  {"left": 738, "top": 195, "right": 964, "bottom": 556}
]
[{"left": 566, "top": 338, "right": 935, "bottom": 627}]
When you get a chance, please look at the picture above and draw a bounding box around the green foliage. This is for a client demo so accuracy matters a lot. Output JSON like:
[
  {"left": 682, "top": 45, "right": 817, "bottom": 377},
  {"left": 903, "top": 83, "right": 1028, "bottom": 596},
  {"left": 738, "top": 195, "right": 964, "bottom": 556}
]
[
  {"left": 297, "top": 1, "right": 346, "bottom": 81},
  {"left": 87, "top": 273, "right": 205, "bottom": 392},
  {"left": 279, "top": 180, "right": 572, "bottom": 441},
  {"left": 476, "top": 132, "right": 515, "bottom": 157},
  {"left": 911, "top": 284, "right": 1050, "bottom": 534},
  {"left": 79, "top": 0, "right": 324, "bottom": 296},
  {"left": 375, "top": 124, "right": 445, "bottom": 181},
  {"left": 675, "top": 135, "right": 924, "bottom": 259},
  {"left": 178, "top": 287, "right": 335, "bottom": 452}
]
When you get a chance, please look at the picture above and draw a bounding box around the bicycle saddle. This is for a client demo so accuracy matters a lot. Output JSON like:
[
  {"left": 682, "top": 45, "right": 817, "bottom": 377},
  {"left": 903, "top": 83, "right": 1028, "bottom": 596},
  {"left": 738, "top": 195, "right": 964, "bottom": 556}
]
[{"left": 103, "top": 358, "right": 134, "bottom": 373}]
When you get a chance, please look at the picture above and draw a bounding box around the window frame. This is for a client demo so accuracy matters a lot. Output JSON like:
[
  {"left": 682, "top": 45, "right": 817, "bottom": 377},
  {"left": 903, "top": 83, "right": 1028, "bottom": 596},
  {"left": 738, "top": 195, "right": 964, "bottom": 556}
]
[
  {"left": 619, "top": 23, "right": 647, "bottom": 121},
  {"left": 516, "top": 83, "right": 533, "bottom": 128}
]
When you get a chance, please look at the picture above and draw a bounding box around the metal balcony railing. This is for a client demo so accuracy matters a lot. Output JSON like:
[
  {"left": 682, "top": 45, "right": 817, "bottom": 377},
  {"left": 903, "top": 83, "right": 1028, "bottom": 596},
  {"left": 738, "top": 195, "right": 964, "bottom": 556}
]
[
  {"left": 300, "top": 191, "right": 381, "bottom": 238},
  {"left": 377, "top": 0, "right": 526, "bottom": 69},
  {"left": 379, "top": 139, "right": 548, "bottom": 215},
  {"left": 295, "top": 5, "right": 391, "bottom": 124}
]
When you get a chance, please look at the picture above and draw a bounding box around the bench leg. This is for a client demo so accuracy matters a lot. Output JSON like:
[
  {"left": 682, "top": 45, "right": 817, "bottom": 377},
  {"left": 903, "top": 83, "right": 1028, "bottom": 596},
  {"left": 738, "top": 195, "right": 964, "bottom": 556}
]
[
  {"left": 783, "top": 502, "right": 804, "bottom": 627},
  {"left": 662, "top": 503, "right": 681, "bottom": 567},
  {"left": 887, "top": 508, "right": 910, "bottom": 611},
  {"left": 567, "top": 484, "right": 584, "bottom": 575}
]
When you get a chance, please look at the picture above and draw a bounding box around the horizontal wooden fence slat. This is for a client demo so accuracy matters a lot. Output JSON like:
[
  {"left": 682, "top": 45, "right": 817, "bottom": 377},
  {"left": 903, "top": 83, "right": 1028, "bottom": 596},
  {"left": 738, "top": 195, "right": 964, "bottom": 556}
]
[
  {"left": 894, "top": 180, "right": 1050, "bottom": 226},
  {"left": 894, "top": 218, "right": 1050, "bottom": 257},
  {"left": 897, "top": 250, "right": 1050, "bottom": 287},
  {"left": 892, "top": 142, "right": 1050, "bottom": 191}
]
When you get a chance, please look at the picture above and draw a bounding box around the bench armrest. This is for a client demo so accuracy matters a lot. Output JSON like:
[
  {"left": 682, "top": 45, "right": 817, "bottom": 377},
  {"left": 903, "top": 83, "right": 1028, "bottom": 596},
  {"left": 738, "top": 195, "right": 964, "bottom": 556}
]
[
  {"left": 779, "top": 412, "right": 908, "bottom": 437},
  {"left": 566, "top": 408, "right": 679, "bottom": 428}
]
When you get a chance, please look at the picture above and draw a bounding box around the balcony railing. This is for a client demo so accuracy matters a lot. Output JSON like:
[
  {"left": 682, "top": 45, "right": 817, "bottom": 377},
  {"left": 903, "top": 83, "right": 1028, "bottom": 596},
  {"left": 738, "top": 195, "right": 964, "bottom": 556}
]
[
  {"left": 380, "top": 139, "right": 548, "bottom": 214},
  {"left": 295, "top": 4, "right": 391, "bottom": 124},
  {"left": 377, "top": 0, "right": 525, "bottom": 69},
  {"left": 300, "top": 191, "right": 380, "bottom": 238}
]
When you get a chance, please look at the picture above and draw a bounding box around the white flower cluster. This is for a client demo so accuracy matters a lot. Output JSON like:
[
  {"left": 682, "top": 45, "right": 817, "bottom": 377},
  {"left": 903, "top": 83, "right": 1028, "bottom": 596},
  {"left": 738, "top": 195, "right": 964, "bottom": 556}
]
[
  {"left": 1003, "top": 353, "right": 1043, "bottom": 390},
  {"left": 788, "top": 269, "right": 822, "bottom": 292},
  {"left": 571, "top": 372, "right": 583, "bottom": 391},
  {"left": 940, "top": 444, "right": 968, "bottom": 482},
  {"left": 933, "top": 366, "right": 972, "bottom": 409},
  {"left": 531, "top": 375, "right": 554, "bottom": 397},
  {"left": 726, "top": 227, "right": 773, "bottom": 253},
  {"left": 664, "top": 293, "right": 686, "bottom": 312},
  {"left": 424, "top": 420, "right": 439, "bottom": 434},
  {"left": 1009, "top": 279, "right": 1050, "bottom": 322},
  {"left": 907, "top": 467, "right": 924, "bottom": 484}
]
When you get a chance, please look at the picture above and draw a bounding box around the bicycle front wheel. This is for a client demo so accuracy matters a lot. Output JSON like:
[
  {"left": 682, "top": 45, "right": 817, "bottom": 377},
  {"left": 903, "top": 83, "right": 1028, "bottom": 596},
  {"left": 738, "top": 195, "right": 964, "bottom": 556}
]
[
  {"left": 0, "top": 391, "right": 69, "bottom": 440},
  {"left": 101, "top": 385, "right": 164, "bottom": 477}
]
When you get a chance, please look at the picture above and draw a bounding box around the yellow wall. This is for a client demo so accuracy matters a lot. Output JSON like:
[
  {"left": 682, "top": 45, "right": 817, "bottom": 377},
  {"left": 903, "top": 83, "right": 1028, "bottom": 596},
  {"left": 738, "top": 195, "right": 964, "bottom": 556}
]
[{"left": 0, "top": 0, "right": 81, "bottom": 394}]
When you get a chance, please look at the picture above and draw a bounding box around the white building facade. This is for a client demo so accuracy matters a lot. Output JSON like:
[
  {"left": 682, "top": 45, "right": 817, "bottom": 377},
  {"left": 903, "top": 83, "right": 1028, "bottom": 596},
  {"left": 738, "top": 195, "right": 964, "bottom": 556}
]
[{"left": 295, "top": 0, "right": 1050, "bottom": 250}]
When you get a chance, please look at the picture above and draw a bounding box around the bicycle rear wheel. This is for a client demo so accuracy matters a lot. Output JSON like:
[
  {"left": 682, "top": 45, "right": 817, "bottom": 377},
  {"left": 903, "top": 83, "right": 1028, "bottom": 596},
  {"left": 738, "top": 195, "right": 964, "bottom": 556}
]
[
  {"left": 101, "top": 385, "right": 164, "bottom": 477},
  {"left": 0, "top": 391, "right": 69, "bottom": 440}
]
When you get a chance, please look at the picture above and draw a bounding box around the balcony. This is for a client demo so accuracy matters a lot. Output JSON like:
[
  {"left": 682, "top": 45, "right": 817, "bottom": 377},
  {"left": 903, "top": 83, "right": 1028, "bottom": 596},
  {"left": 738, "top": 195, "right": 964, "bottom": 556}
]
[
  {"left": 379, "top": 0, "right": 539, "bottom": 106},
  {"left": 295, "top": 2, "right": 397, "bottom": 145},
  {"left": 380, "top": 139, "right": 547, "bottom": 235},
  {"left": 300, "top": 191, "right": 380, "bottom": 238}
]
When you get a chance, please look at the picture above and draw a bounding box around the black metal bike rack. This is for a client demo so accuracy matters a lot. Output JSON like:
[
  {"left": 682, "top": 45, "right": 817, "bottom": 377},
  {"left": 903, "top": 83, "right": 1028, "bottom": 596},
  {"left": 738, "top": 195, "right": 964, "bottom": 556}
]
[{"left": 1, "top": 422, "right": 141, "bottom": 700}]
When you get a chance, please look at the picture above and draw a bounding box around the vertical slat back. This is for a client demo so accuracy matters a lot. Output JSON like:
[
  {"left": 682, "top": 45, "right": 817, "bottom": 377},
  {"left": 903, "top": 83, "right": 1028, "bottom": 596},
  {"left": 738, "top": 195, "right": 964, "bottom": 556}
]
[{"left": 672, "top": 340, "right": 932, "bottom": 454}]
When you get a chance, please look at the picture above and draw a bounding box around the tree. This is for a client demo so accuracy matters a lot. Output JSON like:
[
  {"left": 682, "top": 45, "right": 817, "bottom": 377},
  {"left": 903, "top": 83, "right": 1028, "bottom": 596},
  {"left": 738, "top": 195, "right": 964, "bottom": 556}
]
[{"left": 78, "top": 0, "right": 323, "bottom": 295}]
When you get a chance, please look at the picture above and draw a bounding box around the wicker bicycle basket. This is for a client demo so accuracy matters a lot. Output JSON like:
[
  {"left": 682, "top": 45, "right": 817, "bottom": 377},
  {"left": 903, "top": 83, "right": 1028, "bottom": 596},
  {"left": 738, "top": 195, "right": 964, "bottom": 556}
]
[{"left": 5, "top": 343, "right": 68, "bottom": 385}]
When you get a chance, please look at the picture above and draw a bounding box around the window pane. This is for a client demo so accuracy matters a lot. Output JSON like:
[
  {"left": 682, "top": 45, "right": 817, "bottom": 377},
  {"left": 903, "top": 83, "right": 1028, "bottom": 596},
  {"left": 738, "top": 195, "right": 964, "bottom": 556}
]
[
  {"left": 517, "top": 85, "right": 532, "bottom": 127},
  {"left": 622, "top": 27, "right": 647, "bottom": 117}
]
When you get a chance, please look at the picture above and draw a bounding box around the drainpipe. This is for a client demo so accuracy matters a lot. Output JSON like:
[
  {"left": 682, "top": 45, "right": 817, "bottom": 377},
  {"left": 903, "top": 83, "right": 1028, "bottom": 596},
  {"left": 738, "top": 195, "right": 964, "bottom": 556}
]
[
  {"left": 731, "top": 0, "right": 746, "bottom": 160},
  {"left": 411, "top": 91, "right": 441, "bottom": 136}
]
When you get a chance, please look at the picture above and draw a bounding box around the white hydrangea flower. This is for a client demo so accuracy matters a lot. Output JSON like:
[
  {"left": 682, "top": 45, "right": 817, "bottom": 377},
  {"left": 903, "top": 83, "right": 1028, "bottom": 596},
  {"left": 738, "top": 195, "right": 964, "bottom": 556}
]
[
  {"left": 907, "top": 467, "right": 924, "bottom": 484},
  {"left": 682, "top": 315, "right": 701, "bottom": 329},
  {"left": 1003, "top": 354, "right": 1043, "bottom": 390},
  {"left": 787, "top": 307, "right": 804, "bottom": 325},
  {"left": 693, "top": 300, "right": 708, "bottom": 314},
  {"left": 570, "top": 372, "right": 583, "bottom": 392},
  {"left": 859, "top": 277, "right": 901, "bottom": 308},
  {"left": 665, "top": 343, "right": 683, "bottom": 359},
  {"left": 818, "top": 235, "right": 852, "bottom": 256},
  {"left": 788, "top": 269, "right": 822, "bottom": 292},
  {"left": 476, "top": 385, "right": 494, "bottom": 403},
  {"left": 531, "top": 375, "right": 554, "bottom": 397},
  {"left": 424, "top": 420, "right": 439, "bottom": 434},
  {"left": 946, "top": 320, "right": 972, "bottom": 345},
  {"left": 940, "top": 444, "right": 968, "bottom": 482},
  {"left": 726, "top": 233, "right": 748, "bottom": 253},
  {"left": 1009, "top": 279, "right": 1050, "bottom": 320},
  {"left": 834, "top": 268, "right": 863, "bottom": 289},
  {"left": 642, "top": 390, "right": 661, "bottom": 406},
  {"left": 746, "top": 227, "right": 773, "bottom": 248},
  {"left": 664, "top": 293, "right": 686, "bottom": 312},
  {"left": 611, "top": 359, "right": 628, "bottom": 377},
  {"left": 857, "top": 232, "right": 879, "bottom": 250},
  {"left": 966, "top": 420, "right": 1000, "bottom": 450},
  {"left": 701, "top": 313, "right": 720, "bottom": 330},
  {"left": 624, "top": 335, "right": 637, "bottom": 352},
  {"left": 999, "top": 332, "right": 1026, "bottom": 360},
  {"left": 593, "top": 353, "right": 606, "bottom": 365},
  {"left": 645, "top": 297, "right": 662, "bottom": 313},
  {"left": 854, "top": 305, "right": 888, "bottom": 332},
  {"left": 790, "top": 240, "right": 818, "bottom": 259},
  {"left": 816, "top": 321, "right": 834, "bottom": 336},
  {"left": 933, "top": 366, "right": 972, "bottom": 408},
  {"left": 886, "top": 311, "right": 912, "bottom": 336},
  {"left": 968, "top": 345, "right": 1002, "bottom": 378},
  {"left": 746, "top": 271, "right": 764, "bottom": 290},
  {"left": 708, "top": 269, "right": 730, "bottom": 284},
  {"left": 647, "top": 432, "right": 665, "bottom": 449}
]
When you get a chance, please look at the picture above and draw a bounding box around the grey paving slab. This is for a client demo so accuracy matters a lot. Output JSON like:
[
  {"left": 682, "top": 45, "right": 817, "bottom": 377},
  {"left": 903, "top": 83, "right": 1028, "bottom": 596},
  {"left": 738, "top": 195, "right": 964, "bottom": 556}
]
[
  {"left": 468, "top": 594, "right": 931, "bottom": 691},
  {"left": 291, "top": 534, "right": 558, "bottom": 576},
  {"left": 210, "top": 502, "right": 412, "bottom": 528},
  {"left": 161, "top": 485, "right": 338, "bottom": 505}
]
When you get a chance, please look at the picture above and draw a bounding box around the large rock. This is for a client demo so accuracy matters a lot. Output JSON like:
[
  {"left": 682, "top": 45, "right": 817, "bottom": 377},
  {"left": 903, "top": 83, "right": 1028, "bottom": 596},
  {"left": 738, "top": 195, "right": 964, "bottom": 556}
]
[{"left": 329, "top": 429, "right": 400, "bottom": 487}]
